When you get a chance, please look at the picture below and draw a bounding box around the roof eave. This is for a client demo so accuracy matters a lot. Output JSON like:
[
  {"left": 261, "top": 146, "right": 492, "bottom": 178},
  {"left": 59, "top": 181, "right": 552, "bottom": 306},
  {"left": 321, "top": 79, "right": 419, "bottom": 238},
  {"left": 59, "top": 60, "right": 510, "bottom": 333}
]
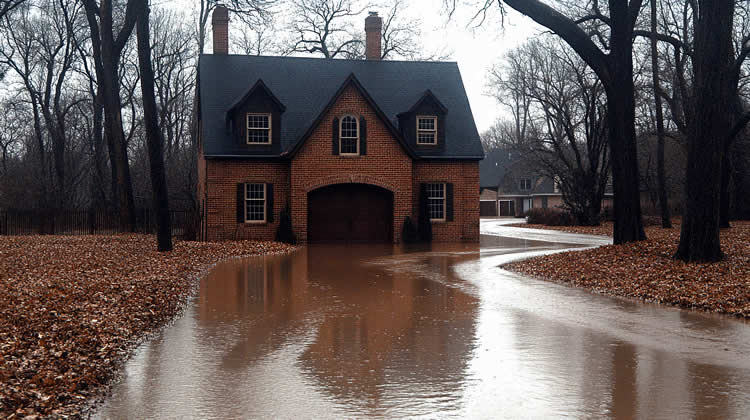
[{"left": 203, "top": 154, "right": 288, "bottom": 160}]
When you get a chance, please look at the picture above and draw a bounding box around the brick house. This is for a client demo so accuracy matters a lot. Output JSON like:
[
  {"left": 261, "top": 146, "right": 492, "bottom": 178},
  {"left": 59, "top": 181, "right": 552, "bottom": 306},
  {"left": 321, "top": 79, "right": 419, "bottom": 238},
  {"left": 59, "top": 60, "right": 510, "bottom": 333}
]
[
  {"left": 197, "top": 8, "right": 483, "bottom": 243},
  {"left": 480, "top": 148, "right": 613, "bottom": 217}
]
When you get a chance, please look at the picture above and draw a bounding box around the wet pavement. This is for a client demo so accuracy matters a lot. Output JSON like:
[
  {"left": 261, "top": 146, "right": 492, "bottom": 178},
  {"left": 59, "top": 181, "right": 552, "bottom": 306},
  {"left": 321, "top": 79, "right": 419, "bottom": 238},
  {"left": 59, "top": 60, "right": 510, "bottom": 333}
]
[{"left": 95, "top": 220, "right": 750, "bottom": 419}]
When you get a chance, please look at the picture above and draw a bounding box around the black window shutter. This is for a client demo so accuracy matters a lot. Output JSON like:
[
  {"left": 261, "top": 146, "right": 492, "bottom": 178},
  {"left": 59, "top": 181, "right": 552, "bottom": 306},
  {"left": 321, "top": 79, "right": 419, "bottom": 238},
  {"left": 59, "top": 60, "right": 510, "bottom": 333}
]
[
  {"left": 266, "top": 183, "right": 274, "bottom": 223},
  {"left": 332, "top": 117, "right": 339, "bottom": 155},
  {"left": 237, "top": 183, "right": 246, "bottom": 223},
  {"left": 446, "top": 183, "right": 454, "bottom": 221},
  {"left": 419, "top": 183, "right": 428, "bottom": 220},
  {"left": 360, "top": 116, "right": 367, "bottom": 155}
]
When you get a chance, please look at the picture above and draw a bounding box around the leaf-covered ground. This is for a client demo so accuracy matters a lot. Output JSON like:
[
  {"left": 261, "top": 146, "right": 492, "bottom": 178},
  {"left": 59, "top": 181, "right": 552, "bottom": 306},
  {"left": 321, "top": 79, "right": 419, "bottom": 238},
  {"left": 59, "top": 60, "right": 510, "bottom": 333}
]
[
  {"left": 0, "top": 235, "right": 294, "bottom": 418},
  {"left": 504, "top": 221, "right": 750, "bottom": 318}
]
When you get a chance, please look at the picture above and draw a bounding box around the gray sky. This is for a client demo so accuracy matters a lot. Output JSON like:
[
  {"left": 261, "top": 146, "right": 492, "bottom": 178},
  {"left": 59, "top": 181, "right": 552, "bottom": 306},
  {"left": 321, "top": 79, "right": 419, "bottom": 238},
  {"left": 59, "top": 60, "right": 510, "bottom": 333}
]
[{"left": 414, "top": 1, "right": 544, "bottom": 132}]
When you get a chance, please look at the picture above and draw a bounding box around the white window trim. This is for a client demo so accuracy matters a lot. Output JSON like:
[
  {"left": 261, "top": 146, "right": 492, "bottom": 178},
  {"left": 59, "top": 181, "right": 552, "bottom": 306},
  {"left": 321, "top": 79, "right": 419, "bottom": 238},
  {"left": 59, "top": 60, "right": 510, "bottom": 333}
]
[
  {"left": 519, "top": 178, "right": 532, "bottom": 191},
  {"left": 339, "top": 114, "right": 360, "bottom": 156},
  {"left": 416, "top": 115, "right": 438, "bottom": 145},
  {"left": 246, "top": 113, "right": 272, "bottom": 145},
  {"left": 245, "top": 183, "right": 266, "bottom": 223},
  {"left": 427, "top": 182, "right": 446, "bottom": 222}
]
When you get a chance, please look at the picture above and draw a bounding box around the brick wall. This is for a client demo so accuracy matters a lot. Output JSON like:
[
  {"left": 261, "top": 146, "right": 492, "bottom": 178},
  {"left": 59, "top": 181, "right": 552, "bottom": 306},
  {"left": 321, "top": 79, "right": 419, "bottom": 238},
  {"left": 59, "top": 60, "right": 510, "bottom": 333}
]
[
  {"left": 413, "top": 161, "right": 480, "bottom": 242},
  {"left": 290, "top": 85, "right": 413, "bottom": 243},
  {"left": 199, "top": 85, "right": 480, "bottom": 243},
  {"left": 203, "top": 159, "right": 290, "bottom": 241}
]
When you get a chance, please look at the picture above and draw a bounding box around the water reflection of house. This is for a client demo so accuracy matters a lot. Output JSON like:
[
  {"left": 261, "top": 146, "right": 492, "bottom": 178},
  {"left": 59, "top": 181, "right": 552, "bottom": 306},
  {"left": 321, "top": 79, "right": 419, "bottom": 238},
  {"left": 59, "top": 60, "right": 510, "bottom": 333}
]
[
  {"left": 299, "top": 245, "right": 479, "bottom": 410},
  {"left": 196, "top": 245, "right": 480, "bottom": 412},
  {"left": 198, "top": 253, "right": 308, "bottom": 322}
]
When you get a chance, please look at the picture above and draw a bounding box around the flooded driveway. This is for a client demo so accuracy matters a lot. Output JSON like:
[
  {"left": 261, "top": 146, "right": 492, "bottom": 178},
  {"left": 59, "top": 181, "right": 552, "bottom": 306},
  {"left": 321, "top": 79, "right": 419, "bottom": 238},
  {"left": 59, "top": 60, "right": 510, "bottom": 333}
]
[{"left": 95, "top": 220, "right": 750, "bottom": 418}]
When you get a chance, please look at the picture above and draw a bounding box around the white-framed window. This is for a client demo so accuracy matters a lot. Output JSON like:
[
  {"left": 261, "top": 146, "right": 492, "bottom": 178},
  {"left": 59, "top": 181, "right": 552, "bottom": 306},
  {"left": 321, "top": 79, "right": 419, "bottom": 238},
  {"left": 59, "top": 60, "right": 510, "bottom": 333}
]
[
  {"left": 553, "top": 176, "right": 561, "bottom": 193},
  {"left": 416, "top": 115, "right": 437, "bottom": 145},
  {"left": 339, "top": 115, "right": 359, "bottom": 155},
  {"left": 245, "top": 183, "right": 266, "bottom": 222},
  {"left": 246, "top": 113, "right": 271, "bottom": 144},
  {"left": 426, "top": 183, "right": 446, "bottom": 221},
  {"left": 519, "top": 178, "right": 532, "bottom": 191}
]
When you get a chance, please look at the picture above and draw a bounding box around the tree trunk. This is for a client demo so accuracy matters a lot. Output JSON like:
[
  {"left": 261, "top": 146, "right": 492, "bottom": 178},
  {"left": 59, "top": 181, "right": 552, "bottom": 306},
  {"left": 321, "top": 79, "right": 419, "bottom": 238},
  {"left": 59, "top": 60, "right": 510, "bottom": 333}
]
[
  {"left": 675, "top": 0, "right": 735, "bottom": 262},
  {"left": 651, "top": 0, "right": 672, "bottom": 228},
  {"left": 607, "top": 87, "right": 647, "bottom": 243},
  {"left": 102, "top": 67, "right": 136, "bottom": 231},
  {"left": 502, "top": 0, "right": 646, "bottom": 244},
  {"left": 608, "top": 0, "right": 646, "bottom": 243},
  {"left": 91, "top": 94, "right": 107, "bottom": 208},
  {"left": 137, "top": 1, "right": 173, "bottom": 252},
  {"left": 82, "top": 0, "right": 138, "bottom": 231},
  {"left": 719, "top": 141, "right": 731, "bottom": 228}
]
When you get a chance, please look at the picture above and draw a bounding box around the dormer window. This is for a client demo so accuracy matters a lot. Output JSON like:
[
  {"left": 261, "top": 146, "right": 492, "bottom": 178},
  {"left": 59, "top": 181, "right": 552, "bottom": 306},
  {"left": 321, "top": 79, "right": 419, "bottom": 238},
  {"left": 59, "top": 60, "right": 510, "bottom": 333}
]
[
  {"left": 340, "top": 115, "right": 359, "bottom": 155},
  {"left": 247, "top": 113, "right": 271, "bottom": 144},
  {"left": 520, "top": 178, "right": 532, "bottom": 191},
  {"left": 416, "top": 116, "right": 437, "bottom": 145}
]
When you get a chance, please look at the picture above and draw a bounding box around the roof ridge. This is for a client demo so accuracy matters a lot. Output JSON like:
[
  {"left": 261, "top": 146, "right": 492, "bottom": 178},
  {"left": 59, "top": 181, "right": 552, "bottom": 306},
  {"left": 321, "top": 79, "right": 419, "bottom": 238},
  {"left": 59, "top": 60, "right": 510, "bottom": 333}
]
[{"left": 198, "top": 53, "right": 458, "bottom": 65}]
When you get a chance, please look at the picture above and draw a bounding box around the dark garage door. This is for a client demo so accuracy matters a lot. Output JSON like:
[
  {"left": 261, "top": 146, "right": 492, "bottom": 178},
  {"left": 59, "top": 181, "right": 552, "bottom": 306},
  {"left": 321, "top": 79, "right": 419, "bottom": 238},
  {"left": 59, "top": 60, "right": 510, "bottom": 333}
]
[
  {"left": 308, "top": 183, "right": 393, "bottom": 243},
  {"left": 480, "top": 201, "right": 498, "bottom": 217}
]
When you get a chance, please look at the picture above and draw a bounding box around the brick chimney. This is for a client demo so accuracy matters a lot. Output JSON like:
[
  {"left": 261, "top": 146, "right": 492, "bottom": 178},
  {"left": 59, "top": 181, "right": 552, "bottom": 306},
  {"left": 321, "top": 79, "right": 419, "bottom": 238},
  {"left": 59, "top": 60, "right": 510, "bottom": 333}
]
[
  {"left": 364, "top": 11, "right": 382, "bottom": 60},
  {"left": 212, "top": 5, "right": 229, "bottom": 55}
]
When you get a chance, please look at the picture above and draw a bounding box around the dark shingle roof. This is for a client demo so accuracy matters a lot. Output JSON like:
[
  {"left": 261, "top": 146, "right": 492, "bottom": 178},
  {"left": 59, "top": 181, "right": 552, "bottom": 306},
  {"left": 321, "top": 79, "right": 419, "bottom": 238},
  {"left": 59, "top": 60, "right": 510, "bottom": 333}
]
[
  {"left": 199, "top": 54, "right": 484, "bottom": 159},
  {"left": 479, "top": 149, "right": 512, "bottom": 188}
]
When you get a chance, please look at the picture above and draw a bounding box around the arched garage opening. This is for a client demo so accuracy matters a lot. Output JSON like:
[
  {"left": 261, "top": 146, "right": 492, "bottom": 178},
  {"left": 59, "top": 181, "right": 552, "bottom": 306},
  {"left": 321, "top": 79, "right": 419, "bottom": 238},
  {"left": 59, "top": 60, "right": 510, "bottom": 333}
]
[{"left": 307, "top": 183, "right": 394, "bottom": 243}]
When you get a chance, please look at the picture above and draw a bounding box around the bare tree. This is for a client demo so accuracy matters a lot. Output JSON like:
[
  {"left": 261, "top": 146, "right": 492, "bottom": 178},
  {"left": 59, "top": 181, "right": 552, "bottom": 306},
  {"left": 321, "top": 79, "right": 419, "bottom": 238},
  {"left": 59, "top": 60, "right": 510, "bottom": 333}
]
[
  {"left": 650, "top": 0, "right": 672, "bottom": 228},
  {"left": 136, "top": 0, "right": 172, "bottom": 251},
  {"left": 0, "top": 0, "right": 26, "bottom": 21},
  {"left": 81, "top": 0, "right": 139, "bottom": 230},
  {"left": 0, "top": 4, "right": 48, "bottom": 205},
  {"left": 675, "top": 0, "right": 738, "bottom": 262},
  {"left": 380, "top": 0, "right": 449, "bottom": 60},
  {"left": 635, "top": 0, "right": 750, "bottom": 259},
  {"left": 453, "top": 0, "right": 648, "bottom": 244},
  {"left": 489, "top": 38, "right": 611, "bottom": 225},
  {"left": 233, "top": 18, "right": 286, "bottom": 55},
  {"left": 0, "top": 100, "right": 24, "bottom": 177},
  {"left": 289, "top": 0, "right": 365, "bottom": 58}
]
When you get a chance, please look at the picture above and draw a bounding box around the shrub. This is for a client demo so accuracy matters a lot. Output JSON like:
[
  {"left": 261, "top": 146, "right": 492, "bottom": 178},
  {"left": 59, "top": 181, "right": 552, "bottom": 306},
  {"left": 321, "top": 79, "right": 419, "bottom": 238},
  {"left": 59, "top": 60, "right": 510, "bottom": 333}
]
[
  {"left": 418, "top": 216, "right": 432, "bottom": 242},
  {"left": 402, "top": 216, "right": 419, "bottom": 243},
  {"left": 524, "top": 208, "right": 575, "bottom": 226},
  {"left": 275, "top": 206, "right": 296, "bottom": 244}
]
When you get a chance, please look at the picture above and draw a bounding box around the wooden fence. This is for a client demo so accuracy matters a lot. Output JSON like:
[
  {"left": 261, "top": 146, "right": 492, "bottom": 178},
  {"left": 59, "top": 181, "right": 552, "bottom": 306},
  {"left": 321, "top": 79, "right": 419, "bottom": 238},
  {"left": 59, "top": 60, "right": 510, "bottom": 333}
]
[{"left": 0, "top": 208, "right": 200, "bottom": 240}]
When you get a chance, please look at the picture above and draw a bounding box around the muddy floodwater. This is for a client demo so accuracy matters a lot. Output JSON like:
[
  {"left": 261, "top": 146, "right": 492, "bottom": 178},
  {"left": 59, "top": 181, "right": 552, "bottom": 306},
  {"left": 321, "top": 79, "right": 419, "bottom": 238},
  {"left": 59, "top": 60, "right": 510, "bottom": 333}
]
[{"left": 95, "top": 221, "right": 750, "bottom": 419}]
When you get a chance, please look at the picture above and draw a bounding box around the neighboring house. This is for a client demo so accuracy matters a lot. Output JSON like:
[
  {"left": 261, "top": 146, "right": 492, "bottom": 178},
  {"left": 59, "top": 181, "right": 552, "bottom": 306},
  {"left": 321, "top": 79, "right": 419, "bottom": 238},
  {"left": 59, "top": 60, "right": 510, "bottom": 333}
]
[
  {"left": 498, "top": 174, "right": 564, "bottom": 216},
  {"left": 479, "top": 148, "right": 613, "bottom": 217},
  {"left": 478, "top": 148, "right": 512, "bottom": 216},
  {"left": 197, "top": 8, "right": 483, "bottom": 243}
]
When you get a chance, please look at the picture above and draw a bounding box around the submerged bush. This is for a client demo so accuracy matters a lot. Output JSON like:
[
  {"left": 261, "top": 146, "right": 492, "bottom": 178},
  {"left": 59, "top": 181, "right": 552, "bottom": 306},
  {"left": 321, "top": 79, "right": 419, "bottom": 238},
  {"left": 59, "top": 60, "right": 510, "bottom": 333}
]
[
  {"left": 275, "top": 206, "right": 296, "bottom": 244},
  {"left": 402, "top": 216, "right": 419, "bottom": 243}
]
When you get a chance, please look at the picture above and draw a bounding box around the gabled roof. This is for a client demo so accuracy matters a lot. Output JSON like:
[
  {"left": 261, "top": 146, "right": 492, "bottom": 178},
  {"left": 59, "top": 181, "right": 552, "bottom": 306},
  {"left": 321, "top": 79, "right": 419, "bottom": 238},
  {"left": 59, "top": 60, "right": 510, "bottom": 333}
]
[
  {"left": 198, "top": 54, "right": 484, "bottom": 159},
  {"left": 287, "top": 73, "right": 416, "bottom": 158},
  {"left": 479, "top": 148, "right": 512, "bottom": 188},
  {"left": 226, "top": 79, "right": 286, "bottom": 119},
  {"left": 400, "top": 89, "right": 448, "bottom": 115}
]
